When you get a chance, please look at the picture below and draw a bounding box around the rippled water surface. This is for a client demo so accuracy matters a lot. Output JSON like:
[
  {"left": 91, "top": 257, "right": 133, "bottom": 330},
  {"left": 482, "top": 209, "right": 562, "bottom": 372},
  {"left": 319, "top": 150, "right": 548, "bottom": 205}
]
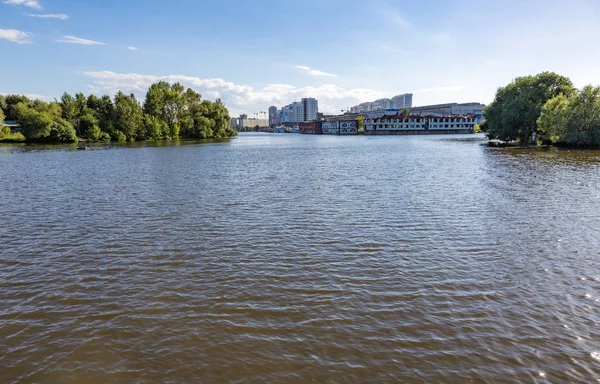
[{"left": 2, "top": 133, "right": 600, "bottom": 383}]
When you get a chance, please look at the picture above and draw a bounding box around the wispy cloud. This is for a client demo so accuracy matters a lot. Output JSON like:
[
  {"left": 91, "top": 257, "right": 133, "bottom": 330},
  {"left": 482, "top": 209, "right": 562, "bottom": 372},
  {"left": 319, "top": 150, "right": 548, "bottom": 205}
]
[
  {"left": 56, "top": 36, "right": 106, "bottom": 45},
  {"left": 25, "top": 12, "right": 68, "bottom": 19},
  {"left": 127, "top": 46, "right": 137, "bottom": 51},
  {"left": 295, "top": 65, "right": 337, "bottom": 78},
  {"left": 3, "top": 0, "right": 41, "bottom": 9},
  {"left": 81, "top": 70, "right": 388, "bottom": 115},
  {"left": 387, "top": 10, "right": 410, "bottom": 29},
  {"left": 0, "top": 29, "right": 33, "bottom": 44}
]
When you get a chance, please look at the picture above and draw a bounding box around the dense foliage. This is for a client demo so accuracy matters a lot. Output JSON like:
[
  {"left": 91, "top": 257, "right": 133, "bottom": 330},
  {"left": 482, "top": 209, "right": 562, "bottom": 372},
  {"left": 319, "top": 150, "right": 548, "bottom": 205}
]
[
  {"left": 0, "top": 82, "right": 236, "bottom": 143},
  {"left": 484, "top": 72, "right": 575, "bottom": 143},
  {"left": 537, "top": 85, "right": 600, "bottom": 147},
  {"left": 0, "top": 107, "right": 25, "bottom": 142}
]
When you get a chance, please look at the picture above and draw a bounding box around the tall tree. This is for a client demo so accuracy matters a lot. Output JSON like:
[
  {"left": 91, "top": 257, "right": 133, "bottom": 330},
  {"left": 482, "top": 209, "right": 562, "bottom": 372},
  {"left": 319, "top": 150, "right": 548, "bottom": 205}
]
[
  {"left": 484, "top": 72, "right": 574, "bottom": 143},
  {"left": 4, "top": 95, "right": 31, "bottom": 121},
  {"left": 60, "top": 92, "right": 78, "bottom": 122},
  {"left": 113, "top": 92, "right": 143, "bottom": 141}
]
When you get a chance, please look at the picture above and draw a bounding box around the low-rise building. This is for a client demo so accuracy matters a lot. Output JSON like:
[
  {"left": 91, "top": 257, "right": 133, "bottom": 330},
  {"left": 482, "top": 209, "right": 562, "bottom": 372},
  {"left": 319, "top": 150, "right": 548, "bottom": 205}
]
[
  {"left": 410, "top": 102, "right": 485, "bottom": 124},
  {"left": 364, "top": 113, "right": 476, "bottom": 135},
  {"left": 299, "top": 121, "right": 322, "bottom": 134},
  {"left": 322, "top": 119, "right": 359, "bottom": 135}
]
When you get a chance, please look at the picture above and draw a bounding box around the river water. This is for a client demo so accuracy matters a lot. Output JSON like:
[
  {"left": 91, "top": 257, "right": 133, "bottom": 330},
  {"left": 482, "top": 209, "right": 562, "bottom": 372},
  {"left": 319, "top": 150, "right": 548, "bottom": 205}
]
[{"left": 1, "top": 133, "right": 600, "bottom": 383}]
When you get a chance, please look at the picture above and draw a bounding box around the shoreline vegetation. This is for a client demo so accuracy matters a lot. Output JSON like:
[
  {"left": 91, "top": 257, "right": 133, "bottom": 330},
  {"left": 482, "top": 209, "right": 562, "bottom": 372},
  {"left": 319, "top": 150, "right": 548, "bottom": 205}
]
[
  {"left": 0, "top": 81, "right": 237, "bottom": 144},
  {"left": 483, "top": 72, "right": 600, "bottom": 149}
]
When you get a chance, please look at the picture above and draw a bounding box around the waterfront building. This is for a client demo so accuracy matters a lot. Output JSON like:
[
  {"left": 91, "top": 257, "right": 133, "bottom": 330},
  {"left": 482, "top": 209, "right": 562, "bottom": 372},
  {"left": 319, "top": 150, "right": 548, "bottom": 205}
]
[
  {"left": 299, "top": 121, "right": 322, "bottom": 134},
  {"left": 410, "top": 102, "right": 485, "bottom": 123},
  {"left": 322, "top": 117, "right": 359, "bottom": 135},
  {"left": 364, "top": 113, "right": 476, "bottom": 135},
  {"left": 231, "top": 114, "right": 268, "bottom": 128},
  {"left": 321, "top": 120, "right": 358, "bottom": 135}
]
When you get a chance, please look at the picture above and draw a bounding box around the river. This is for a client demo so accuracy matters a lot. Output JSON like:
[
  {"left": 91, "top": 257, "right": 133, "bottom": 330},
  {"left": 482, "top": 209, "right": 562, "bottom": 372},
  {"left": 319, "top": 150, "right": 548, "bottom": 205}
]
[{"left": 1, "top": 133, "right": 600, "bottom": 383}]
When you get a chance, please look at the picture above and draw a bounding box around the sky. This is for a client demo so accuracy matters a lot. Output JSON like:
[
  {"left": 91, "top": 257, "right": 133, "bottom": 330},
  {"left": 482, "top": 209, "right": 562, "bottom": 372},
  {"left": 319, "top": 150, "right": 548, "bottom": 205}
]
[{"left": 1, "top": 0, "right": 600, "bottom": 116}]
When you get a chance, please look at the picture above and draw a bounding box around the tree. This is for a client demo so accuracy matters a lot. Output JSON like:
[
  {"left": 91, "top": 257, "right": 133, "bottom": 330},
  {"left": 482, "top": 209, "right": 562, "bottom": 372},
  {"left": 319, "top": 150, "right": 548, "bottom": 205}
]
[
  {"left": 113, "top": 92, "right": 143, "bottom": 141},
  {"left": 15, "top": 102, "right": 77, "bottom": 142},
  {"left": 60, "top": 92, "right": 78, "bottom": 121},
  {"left": 142, "top": 114, "right": 169, "bottom": 140},
  {"left": 400, "top": 108, "right": 410, "bottom": 117},
  {"left": 49, "top": 118, "right": 77, "bottom": 143},
  {"left": 537, "top": 94, "right": 571, "bottom": 143},
  {"left": 484, "top": 72, "right": 575, "bottom": 143},
  {"left": 143, "top": 81, "right": 187, "bottom": 137},
  {"left": 538, "top": 85, "right": 600, "bottom": 146},
  {"left": 87, "top": 94, "right": 114, "bottom": 133},
  {"left": 0, "top": 95, "right": 7, "bottom": 117},
  {"left": 15, "top": 103, "right": 53, "bottom": 140},
  {"left": 78, "top": 110, "right": 98, "bottom": 138},
  {"left": 4, "top": 95, "right": 31, "bottom": 120}
]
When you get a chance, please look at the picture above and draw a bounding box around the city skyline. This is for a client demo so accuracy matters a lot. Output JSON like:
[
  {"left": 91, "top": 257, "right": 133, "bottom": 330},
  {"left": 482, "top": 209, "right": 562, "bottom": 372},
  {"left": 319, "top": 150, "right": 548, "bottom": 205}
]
[{"left": 1, "top": 0, "right": 600, "bottom": 116}]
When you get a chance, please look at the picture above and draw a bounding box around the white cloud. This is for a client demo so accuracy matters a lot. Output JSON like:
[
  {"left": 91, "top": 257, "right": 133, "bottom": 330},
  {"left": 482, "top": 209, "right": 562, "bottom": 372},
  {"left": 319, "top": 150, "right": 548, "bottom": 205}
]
[
  {"left": 3, "top": 0, "right": 41, "bottom": 9},
  {"left": 80, "top": 70, "right": 389, "bottom": 115},
  {"left": 387, "top": 10, "right": 410, "bottom": 29},
  {"left": 127, "top": 46, "right": 137, "bottom": 50},
  {"left": 57, "top": 36, "right": 106, "bottom": 45},
  {"left": 295, "top": 65, "right": 338, "bottom": 78},
  {"left": 0, "top": 29, "right": 33, "bottom": 44},
  {"left": 25, "top": 12, "right": 68, "bottom": 19}
]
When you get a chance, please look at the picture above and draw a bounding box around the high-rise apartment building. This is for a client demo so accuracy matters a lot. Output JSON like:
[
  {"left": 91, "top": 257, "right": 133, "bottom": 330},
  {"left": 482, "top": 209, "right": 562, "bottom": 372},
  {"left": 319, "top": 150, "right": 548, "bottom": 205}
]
[
  {"left": 351, "top": 93, "right": 414, "bottom": 113},
  {"left": 279, "top": 98, "right": 319, "bottom": 124},
  {"left": 391, "top": 93, "right": 413, "bottom": 109},
  {"left": 302, "top": 98, "right": 319, "bottom": 122}
]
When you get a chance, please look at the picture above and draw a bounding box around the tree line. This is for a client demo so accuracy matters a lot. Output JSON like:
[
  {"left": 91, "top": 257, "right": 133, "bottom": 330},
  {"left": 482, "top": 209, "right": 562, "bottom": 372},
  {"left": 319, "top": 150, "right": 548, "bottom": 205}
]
[
  {"left": 0, "top": 81, "right": 237, "bottom": 143},
  {"left": 483, "top": 72, "right": 600, "bottom": 147}
]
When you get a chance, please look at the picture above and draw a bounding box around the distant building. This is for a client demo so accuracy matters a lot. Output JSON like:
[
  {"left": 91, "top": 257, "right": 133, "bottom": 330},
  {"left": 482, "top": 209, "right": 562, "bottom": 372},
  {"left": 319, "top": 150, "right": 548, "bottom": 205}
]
[
  {"left": 392, "top": 93, "right": 413, "bottom": 109},
  {"left": 278, "top": 98, "right": 319, "bottom": 126},
  {"left": 351, "top": 93, "right": 413, "bottom": 113},
  {"left": 302, "top": 98, "right": 318, "bottom": 122},
  {"left": 364, "top": 113, "right": 476, "bottom": 135},
  {"left": 2, "top": 120, "right": 21, "bottom": 133},
  {"left": 268, "top": 106, "right": 280, "bottom": 127},
  {"left": 299, "top": 121, "right": 322, "bottom": 134},
  {"left": 322, "top": 118, "right": 358, "bottom": 135},
  {"left": 230, "top": 114, "right": 268, "bottom": 128},
  {"left": 410, "top": 102, "right": 485, "bottom": 123}
]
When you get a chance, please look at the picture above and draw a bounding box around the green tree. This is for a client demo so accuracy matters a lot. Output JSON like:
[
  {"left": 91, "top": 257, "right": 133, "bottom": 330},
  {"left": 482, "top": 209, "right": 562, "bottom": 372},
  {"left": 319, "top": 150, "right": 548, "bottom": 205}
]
[
  {"left": 75, "top": 93, "right": 87, "bottom": 116},
  {"left": 400, "top": 108, "right": 410, "bottom": 117},
  {"left": 60, "top": 92, "right": 78, "bottom": 121},
  {"left": 49, "top": 118, "right": 78, "bottom": 142},
  {"left": 356, "top": 115, "right": 365, "bottom": 133},
  {"left": 78, "top": 110, "right": 99, "bottom": 138},
  {"left": 143, "top": 114, "right": 169, "bottom": 140},
  {"left": 113, "top": 92, "right": 143, "bottom": 141},
  {"left": 4, "top": 95, "right": 32, "bottom": 120},
  {"left": 537, "top": 94, "right": 571, "bottom": 143},
  {"left": 538, "top": 85, "right": 600, "bottom": 146},
  {"left": 15, "top": 103, "right": 53, "bottom": 140},
  {"left": 0, "top": 95, "right": 7, "bottom": 117},
  {"left": 484, "top": 72, "right": 575, "bottom": 143}
]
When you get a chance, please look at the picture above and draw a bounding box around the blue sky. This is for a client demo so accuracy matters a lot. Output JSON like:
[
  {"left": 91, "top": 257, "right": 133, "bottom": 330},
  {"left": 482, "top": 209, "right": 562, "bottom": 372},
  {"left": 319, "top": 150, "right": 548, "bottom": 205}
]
[{"left": 1, "top": 0, "right": 600, "bottom": 116}]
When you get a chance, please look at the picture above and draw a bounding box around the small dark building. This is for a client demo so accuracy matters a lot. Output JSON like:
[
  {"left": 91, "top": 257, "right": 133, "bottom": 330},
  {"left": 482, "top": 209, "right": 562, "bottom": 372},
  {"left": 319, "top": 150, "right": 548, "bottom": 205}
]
[{"left": 299, "top": 121, "right": 322, "bottom": 135}]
